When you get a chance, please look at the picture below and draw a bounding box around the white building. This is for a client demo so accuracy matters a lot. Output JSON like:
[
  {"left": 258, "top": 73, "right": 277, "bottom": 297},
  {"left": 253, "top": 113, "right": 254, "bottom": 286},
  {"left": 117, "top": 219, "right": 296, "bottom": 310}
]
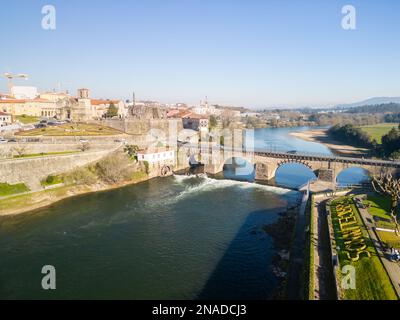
[
  {"left": 137, "top": 148, "right": 175, "bottom": 163},
  {"left": 191, "top": 98, "right": 216, "bottom": 115},
  {"left": 0, "top": 111, "right": 13, "bottom": 126},
  {"left": 11, "top": 86, "right": 38, "bottom": 99}
]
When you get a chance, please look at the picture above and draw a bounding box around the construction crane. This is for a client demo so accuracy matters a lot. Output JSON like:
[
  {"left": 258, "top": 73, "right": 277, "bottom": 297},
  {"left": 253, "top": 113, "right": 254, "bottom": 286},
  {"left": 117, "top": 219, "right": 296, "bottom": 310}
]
[{"left": 3, "top": 73, "right": 28, "bottom": 94}]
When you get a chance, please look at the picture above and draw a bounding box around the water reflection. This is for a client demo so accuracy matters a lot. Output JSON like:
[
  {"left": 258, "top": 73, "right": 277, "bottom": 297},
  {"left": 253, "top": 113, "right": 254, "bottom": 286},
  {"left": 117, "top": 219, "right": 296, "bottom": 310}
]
[{"left": 336, "top": 167, "right": 370, "bottom": 187}]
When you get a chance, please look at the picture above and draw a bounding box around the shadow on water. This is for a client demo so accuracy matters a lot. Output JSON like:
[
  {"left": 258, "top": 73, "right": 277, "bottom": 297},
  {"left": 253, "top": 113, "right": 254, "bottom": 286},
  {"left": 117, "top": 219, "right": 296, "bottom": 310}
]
[{"left": 197, "top": 209, "right": 280, "bottom": 300}]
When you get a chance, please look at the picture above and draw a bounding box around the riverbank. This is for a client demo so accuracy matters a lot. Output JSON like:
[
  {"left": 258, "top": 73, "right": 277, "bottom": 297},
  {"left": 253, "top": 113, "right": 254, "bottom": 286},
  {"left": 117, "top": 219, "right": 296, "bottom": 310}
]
[
  {"left": 290, "top": 129, "right": 370, "bottom": 156},
  {"left": 0, "top": 173, "right": 150, "bottom": 217}
]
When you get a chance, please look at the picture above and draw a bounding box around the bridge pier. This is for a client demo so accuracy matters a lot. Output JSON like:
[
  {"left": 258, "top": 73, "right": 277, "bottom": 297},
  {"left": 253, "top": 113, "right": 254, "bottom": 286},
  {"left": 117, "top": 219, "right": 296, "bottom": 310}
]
[
  {"left": 255, "top": 162, "right": 272, "bottom": 181},
  {"left": 204, "top": 164, "right": 223, "bottom": 175}
]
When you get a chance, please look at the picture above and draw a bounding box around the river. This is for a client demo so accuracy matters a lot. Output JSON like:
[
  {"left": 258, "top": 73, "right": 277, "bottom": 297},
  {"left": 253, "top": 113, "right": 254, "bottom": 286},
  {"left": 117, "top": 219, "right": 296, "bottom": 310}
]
[{"left": 0, "top": 126, "right": 368, "bottom": 299}]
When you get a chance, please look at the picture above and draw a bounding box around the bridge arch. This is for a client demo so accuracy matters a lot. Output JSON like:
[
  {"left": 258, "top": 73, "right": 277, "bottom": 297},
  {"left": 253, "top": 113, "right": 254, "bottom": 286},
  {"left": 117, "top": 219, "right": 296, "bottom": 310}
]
[
  {"left": 274, "top": 161, "right": 317, "bottom": 188},
  {"left": 335, "top": 166, "right": 372, "bottom": 187},
  {"left": 221, "top": 156, "right": 255, "bottom": 180},
  {"left": 276, "top": 159, "right": 313, "bottom": 172}
]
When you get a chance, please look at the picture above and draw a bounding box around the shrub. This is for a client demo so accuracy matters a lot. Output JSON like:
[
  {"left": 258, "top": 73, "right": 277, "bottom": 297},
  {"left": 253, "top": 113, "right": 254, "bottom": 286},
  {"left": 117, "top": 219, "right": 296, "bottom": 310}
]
[
  {"left": 63, "top": 167, "right": 97, "bottom": 185},
  {"left": 143, "top": 161, "right": 150, "bottom": 174},
  {"left": 95, "top": 153, "right": 132, "bottom": 184},
  {"left": 41, "top": 175, "right": 64, "bottom": 187}
]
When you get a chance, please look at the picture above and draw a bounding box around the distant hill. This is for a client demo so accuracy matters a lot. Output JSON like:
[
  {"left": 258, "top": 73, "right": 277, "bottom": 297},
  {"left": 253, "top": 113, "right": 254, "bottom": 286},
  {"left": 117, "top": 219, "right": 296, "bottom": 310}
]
[
  {"left": 345, "top": 102, "right": 400, "bottom": 114},
  {"left": 336, "top": 97, "right": 400, "bottom": 109}
]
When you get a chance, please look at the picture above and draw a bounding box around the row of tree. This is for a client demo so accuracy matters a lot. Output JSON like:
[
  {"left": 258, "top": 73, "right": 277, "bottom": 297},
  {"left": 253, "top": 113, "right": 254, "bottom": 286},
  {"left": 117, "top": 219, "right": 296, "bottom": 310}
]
[
  {"left": 381, "top": 126, "right": 400, "bottom": 159},
  {"left": 328, "top": 123, "right": 400, "bottom": 159},
  {"left": 328, "top": 124, "right": 375, "bottom": 149},
  {"left": 346, "top": 103, "right": 400, "bottom": 114}
]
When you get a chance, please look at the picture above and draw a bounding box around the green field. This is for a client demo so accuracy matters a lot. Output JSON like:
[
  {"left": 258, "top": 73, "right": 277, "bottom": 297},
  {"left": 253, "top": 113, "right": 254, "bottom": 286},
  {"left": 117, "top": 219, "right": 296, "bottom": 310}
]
[
  {"left": 329, "top": 197, "right": 398, "bottom": 300},
  {"left": 17, "top": 123, "right": 122, "bottom": 136},
  {"left": 359, "top": 123, "right": 398, "bottom": 143}
]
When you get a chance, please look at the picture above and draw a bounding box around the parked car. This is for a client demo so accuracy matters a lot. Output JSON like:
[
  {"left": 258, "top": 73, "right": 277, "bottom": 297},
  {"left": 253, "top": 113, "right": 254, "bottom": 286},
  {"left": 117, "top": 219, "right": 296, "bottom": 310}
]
[
  {"left": 0, "top": 138, "right": 7, "bottom": 144},
  {"left": 7, "top": 138, "right": 17, "bottom": 143}
]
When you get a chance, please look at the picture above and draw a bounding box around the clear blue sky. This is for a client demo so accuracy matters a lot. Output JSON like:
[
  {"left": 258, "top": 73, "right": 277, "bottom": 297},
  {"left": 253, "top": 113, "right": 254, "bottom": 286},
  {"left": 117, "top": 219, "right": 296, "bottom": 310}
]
[{"left": 1, "top": 0, "right": 399, "bottom": 108}]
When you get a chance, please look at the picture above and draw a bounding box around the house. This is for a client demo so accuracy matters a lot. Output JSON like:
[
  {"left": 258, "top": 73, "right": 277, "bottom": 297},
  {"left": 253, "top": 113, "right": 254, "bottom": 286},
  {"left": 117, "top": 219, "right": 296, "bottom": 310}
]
[
  {"left": 0, "top": 111, "right": 12, "bottom": 126},
  {"left": 182, "top": 113, "right": 209, "bottom": 131},
  {"left": 137, "top": 147, "right": 175, "bottom": 163},
  {"left": 168, "top": 109, "right": 209, "bottom": 131}
]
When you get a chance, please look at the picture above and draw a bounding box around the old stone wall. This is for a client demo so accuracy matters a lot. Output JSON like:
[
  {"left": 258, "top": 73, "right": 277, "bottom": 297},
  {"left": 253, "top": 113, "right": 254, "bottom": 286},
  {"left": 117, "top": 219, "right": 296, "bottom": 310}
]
[
  {"left": 0, "top": 149, "right": 114, "bottom": 190},
  {"left": 101, "top": 119, "right": 183, "bottom": 136},
  {"left": 0, "top": 143, "right": 116, "bottom": 158}
]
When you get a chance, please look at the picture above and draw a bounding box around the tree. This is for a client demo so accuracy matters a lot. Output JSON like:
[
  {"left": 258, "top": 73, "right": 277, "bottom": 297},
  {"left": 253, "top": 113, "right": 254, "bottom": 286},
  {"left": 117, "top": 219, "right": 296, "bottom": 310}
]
[
  {"left": 124, "top": 144, "right": 139, "bottom": 160},
  {"left": 95, "top": 153, "right": 132, "bottom": 184},
  {"left": 79, "top": 142, "right": 90, "bottom": 152},
  {"left": 381, "top": 127, "right": 400, "bottom": 157},
  {"left": 106, "top": 103, "right": 118, "bottom": 118},
  {"left": 209, "top": 115, "right": 218, "bottom": 129},
  {"left": 372, "top": 172, "right": 400, "bottom": 235},
  {"left": 12, "top": 146, "right": 27, "bottom": 158}
]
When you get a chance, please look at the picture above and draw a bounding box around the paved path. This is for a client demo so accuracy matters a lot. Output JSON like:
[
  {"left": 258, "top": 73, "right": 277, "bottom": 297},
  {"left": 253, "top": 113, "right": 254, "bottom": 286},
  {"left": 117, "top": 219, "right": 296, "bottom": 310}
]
[
  {"left": 311, "top": 195, "right": 337, "bottom": 300},
  {"left": 355, "top": 195, "right": 400, "bottom": 298},
  {"left": 286, "top": 192, "right": 309, "bottom": 299}
]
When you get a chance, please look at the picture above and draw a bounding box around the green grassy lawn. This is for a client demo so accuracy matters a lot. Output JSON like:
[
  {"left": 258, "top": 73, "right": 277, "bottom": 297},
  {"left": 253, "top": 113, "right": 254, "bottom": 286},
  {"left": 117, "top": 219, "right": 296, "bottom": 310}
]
[
  {"left": 0, "top": 182, "right": 29, "bottom": 197},
  {"left": 15, "top": 115, "right": 40, "bottom": 124},
  {"left": 0, "top": 185, "right": 73, "bottom": 213},
  {"left": 330, "top": 197, "right": 398, "bottom": 300},
  {"left": 359, "top": 123, "right": 398, "bottom": 144},
  {"left": 13, "top": 150, "right": 80, "bottom": 159},
  {"left": 363, "top": 195, "right": 392, "bottom": 220},
  {"left": 17, "top": 123, "right": 122, "bottom": 136},
  {"left": 377, "top": 231, "right": 400, "bottom": 249}
]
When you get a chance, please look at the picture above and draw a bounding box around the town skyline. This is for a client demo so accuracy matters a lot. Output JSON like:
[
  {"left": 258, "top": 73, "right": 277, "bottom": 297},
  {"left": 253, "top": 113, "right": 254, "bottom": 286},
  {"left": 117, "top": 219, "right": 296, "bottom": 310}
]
[{"left": 1, "top": 0, "right": 400, "bottom": 108}]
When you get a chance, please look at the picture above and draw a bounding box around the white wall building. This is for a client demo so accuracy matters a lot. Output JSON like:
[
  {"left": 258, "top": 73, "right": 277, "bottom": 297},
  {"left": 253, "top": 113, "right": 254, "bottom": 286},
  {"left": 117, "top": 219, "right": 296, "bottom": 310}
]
[
  {"left": 137, "top": 148, "right": 175, "bottom": 163},
  {"left": 11, "top": 86, "right": 38, "bottom": 99},
  {"left": 0, "top": 111, "right": 12, "bottom": 126}
]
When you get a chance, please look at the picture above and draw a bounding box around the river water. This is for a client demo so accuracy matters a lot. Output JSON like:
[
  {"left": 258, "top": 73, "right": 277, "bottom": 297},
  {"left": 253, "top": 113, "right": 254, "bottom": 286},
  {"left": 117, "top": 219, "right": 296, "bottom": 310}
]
[{"left": 0, "top": 126, "right": 368, "bottom": 299}]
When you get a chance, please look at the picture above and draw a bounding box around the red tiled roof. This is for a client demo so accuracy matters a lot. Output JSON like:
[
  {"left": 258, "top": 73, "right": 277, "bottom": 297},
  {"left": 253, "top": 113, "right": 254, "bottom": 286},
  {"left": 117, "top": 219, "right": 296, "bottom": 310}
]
[
  {"left": 174, "top": 110, "right": 207, "bottom": 120},
  {"left": 0, "top": 98, "right": 52, "bottom": 104},
  {"left": 0, "top": 99, "right": 26, "bottom": 103},
  {"left": 90, "top": 99, "right": 120, "bottom": 106},
  {"left": 138, "top": 147, "right": 171, "bottom": 154}
]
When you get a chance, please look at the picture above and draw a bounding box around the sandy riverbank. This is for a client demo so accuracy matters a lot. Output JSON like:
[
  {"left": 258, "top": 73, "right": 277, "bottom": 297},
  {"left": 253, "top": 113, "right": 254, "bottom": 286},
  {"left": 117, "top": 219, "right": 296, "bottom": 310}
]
[{"left": 290, "top": 129, "right": 370, "bottom": 157}]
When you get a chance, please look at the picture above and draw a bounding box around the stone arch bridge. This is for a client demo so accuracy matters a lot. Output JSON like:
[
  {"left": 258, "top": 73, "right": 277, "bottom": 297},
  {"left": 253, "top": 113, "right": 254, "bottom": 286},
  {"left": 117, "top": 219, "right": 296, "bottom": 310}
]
[{"left": 181, "top": 145, "right": 400, "bottom": 182}]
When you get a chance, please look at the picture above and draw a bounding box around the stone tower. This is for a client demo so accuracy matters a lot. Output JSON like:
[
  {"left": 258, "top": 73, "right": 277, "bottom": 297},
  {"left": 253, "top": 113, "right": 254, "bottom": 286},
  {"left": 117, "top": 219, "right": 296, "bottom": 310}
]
[{"left": 77, "top": 88, "right": 90, "bottom": 99}]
